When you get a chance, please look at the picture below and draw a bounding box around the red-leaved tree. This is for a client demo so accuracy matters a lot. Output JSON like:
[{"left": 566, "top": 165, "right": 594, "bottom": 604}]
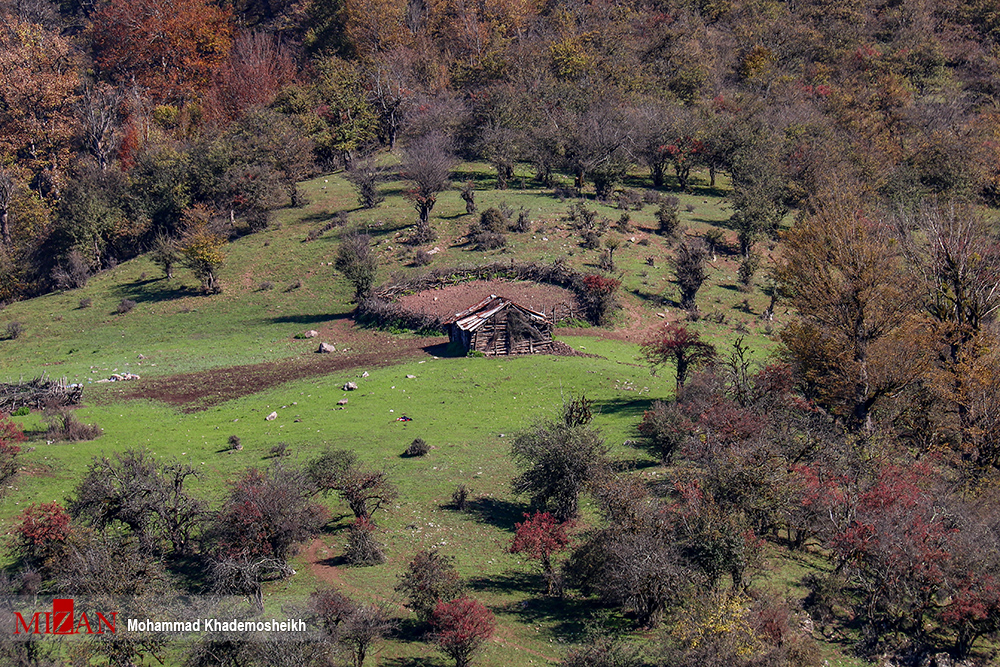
[
  {"left": 432, "top": 596, "right": 496, "bottom": 667},
  {"left": 830, "top": 463, "right": 957, "bottom": 640},
  {"left": 15, "top": 502, "right": 71, "bottom": 564},
  {"left": 640, "top": 323, "right": 717, "bottom": 393},
  {"left": 510, "top": 511, "right": 572, "bottom": 595},
  {"left": 580, "top": 274, "right": 621, "bottom": 325},
  {"left": 941, "top": 576, "right": 1000, "bottom": 658}
]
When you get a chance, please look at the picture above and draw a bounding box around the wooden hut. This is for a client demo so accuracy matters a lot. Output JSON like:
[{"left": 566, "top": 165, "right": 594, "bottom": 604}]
[{"left": 442, "top": 295, "right": 555, "bottom": 356}]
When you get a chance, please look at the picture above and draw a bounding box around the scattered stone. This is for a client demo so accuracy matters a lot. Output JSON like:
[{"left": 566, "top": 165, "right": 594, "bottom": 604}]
[
  {"left": 406, "top": 374, "right": 416, "bottom": 379},
  {"left": 95, "top": 372, "right": 140, "bottom": 383},
  {"left": 656, "top": 312, "right": 666, "bottom": 318},
  {"left": 265, "top": 411, "right": 277, "bottom": 421},
  {"left": 361, "top": 371, "right": 369, "bottom": 378},
  {"left": 137, "top": 354, "right": 146, "bottom": 359},
  {"left": 317, "top": 342, "right": 336, "bottom": 353},
  {"left": 303, "top": 330, "right": 319, "bottom": 338},
  {"left": 337, "top": 399, "right": 348, "bottom": 405},
  {"left": 343, "top": 382, "right": 358, "bottom": 391}
]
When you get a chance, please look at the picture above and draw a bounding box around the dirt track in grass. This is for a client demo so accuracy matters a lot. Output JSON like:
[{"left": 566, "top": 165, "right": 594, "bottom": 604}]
[{"left": 120, "top": 335, "right": 442, "bottom": 412}]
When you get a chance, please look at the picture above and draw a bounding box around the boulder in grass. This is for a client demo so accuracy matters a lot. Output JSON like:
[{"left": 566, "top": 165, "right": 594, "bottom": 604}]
[
  {"left": 266, "top": 411, "right": 277, "bottom": 421},
  {"left": 317, "top": 342, "right": 336, "bottom": 353},
  {"left": 338, "top": 399, "right": 348, "bottom": 405},
  {"left": 343, "top": 382, "right": 358, "bottom": 391},
  {"left": 303, "top": 330, "right": 319, "bottom": 338}
]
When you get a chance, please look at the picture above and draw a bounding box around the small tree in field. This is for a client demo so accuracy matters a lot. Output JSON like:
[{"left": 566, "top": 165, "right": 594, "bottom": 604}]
[
  {"left": 402, "top": 132, "right": 455, "bottom": 243},
  {"left": 179, "top": 228, "right": 226, "bottom": 293},
  {"left": 395, "top": 549, "right": 464, "bottom": 622},
  {"left": 308, "top": 448, "right": 398, "bottom": 523},
  {"left": 335, "top": 231, "right": 378, "bottom": 301},
  {"left": 432, "top": 597, "right": 496, "bottom": 667},
  {"left": 579, "top": 274, "right": 621, "bottom": 325},
  {"left": 640, "top": 323, "right": 717, "bottom": 393},
  {"left": 511, "top": 511, "right": 572, "bottom": 595},
  {"left": 510, "top": 421, "right": 610, "bottom": 522},
  {"left": 345, "top": 159, "right": 385, "bottom": 209},
  {"left": 674, "top": 238, "right": 708, "bottom": 312}
]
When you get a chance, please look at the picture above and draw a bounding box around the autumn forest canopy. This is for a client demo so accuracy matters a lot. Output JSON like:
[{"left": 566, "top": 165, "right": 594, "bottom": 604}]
[
  {"left": 4, "top": 0, "right": 1000, "bottom": 665},
  {"left": 3, "top": 0, "right": 1000, "bottom": 299}
]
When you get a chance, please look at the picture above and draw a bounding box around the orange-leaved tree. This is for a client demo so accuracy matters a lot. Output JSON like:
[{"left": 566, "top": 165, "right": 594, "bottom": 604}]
[
  {"left": 89, "top": 0, "right": 233, "bottom": 104},
  {"left": 776, "top": 194, "right": 930, "bottom": 430}
]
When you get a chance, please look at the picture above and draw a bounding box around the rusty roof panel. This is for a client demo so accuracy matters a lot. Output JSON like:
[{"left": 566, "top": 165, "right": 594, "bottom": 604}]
[{"left": 442, "top": 295, "right": 549, "bottom": 332}]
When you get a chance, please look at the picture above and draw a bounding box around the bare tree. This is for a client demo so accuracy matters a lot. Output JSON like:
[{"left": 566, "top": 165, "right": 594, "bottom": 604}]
[
  {"left": 0, "top": 168, "right": 13, "bottom": 247},
  {"left": 209, "top": 557, "right": 295, "bottom": 612},
  {"left": 898, "top": 199, "right": 1000, "bottom": 345},
  {"left": 68, "top": 449, "right": 206, "bottom": 555},
  {"left": 78, "top": 84, "right": 124, "bottom": 171},
  {"left": 308, "top": 449, "right": 398, "bottom": 523},
  {"left": 402, "top": 132, "right": 455, "bottom": 242},
  {"left": 345, "top": 159, "right": 385, "bottom": 209}
]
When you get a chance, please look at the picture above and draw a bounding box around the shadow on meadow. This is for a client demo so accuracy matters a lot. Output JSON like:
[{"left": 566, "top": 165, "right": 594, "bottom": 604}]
[
  {"left": 466, "top": 570, "right": 597, "bottom": 640},
  {"left": 266, "top": 312, "right": 353, "bottom": 326},
  {"left": 391, "top": 616, "right": 431, "bottom": 645},
  {"left": 112, "top": 279, "right": 201, "bottom": 304},
  {"left": 591, "top": 397, "right": 655, "bottom": 420},
  {"left": 382, "top": 658, "right": 445, "bottom": 667},
  {"left": 460, "top": 496, "right": 526, "bottom": 532}
]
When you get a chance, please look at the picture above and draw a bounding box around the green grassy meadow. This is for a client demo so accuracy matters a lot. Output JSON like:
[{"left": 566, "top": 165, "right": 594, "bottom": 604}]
[{"left": 0, "top": 164, "right": 863, "bottom": 665}]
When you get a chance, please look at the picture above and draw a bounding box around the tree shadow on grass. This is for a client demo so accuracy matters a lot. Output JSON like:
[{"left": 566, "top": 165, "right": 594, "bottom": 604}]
[
  {"left": 461, "top": 497, "right": 526, "bottom": 532},
  {"left": 611, "top": 457, "right": 659, "bottom": 473},
  {"left": 626, "top": 287, "right": 668, "bottom": 306},
  {"left": 382, "top": 658, "right": 444, "bottom": 667},
  {"left": 299, "top": 209, "right": 339, "bottom": 224},
  {"left": 591, "top": 397, "right": 656, "bottom": 420},
  {"left": 111, "top": 280, "right": 200, "bottom": 304},
  {"left": 504, "top": 596, "right": 596, "bottom": 639},
  {"left": 391, "top": 617, "right": 431, "bottom": 644},
  {"left": 468, "top": 575, "right": 599, "bottom": 640},
  {"left": 266, "top": 312, "right": 353, "bottom": 326},
  {"left": 315, "top": 554, "right": 349, "bottom": 568},
  {"left": 466, "top": 569, "right": 537, "bottom": 595}
]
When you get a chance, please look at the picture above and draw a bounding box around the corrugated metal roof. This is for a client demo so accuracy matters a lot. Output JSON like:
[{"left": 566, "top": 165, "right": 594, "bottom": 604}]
[{"left": 442, "top": 295, "right": 549, "bottom": 332}]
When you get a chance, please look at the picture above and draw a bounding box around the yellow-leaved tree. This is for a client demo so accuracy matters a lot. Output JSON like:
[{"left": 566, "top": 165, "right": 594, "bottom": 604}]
[{"left": 179, "top": 206, "right": 225, "bottom": 293}]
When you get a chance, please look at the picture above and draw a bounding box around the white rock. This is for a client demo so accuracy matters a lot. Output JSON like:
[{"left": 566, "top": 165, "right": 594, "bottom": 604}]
[{"left": 266, "top": 411, "right": 277, "bottom": 421}]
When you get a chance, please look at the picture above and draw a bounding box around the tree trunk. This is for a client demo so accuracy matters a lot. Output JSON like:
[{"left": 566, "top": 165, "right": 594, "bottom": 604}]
[
  {"left": 0, "top": 210, "right": 9, "bottom": 246},
  {"left": 651, "top": 163, "right": 665, "bottom": 187}
]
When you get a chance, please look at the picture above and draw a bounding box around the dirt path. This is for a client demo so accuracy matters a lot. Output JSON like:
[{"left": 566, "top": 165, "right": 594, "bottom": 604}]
[
  {"left": 302, "top": 538, "right": 355, "bottom": 592},
  {"left": 120, "top": 333, "right": 447, "bottom": 412}
]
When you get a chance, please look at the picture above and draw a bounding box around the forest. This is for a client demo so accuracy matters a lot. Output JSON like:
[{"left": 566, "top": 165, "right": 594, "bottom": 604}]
[{"left": 1, "top": 0, "right": 1000, "bottom": 666}]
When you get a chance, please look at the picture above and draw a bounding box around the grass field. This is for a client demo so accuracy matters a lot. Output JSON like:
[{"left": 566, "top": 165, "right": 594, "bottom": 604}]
[{"left": 0, "top": 163, "right": 869, "bottom": 666}]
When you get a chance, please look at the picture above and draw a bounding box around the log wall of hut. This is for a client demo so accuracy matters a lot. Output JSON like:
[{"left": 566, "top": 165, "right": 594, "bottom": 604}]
[{"left": 470, "top": 310, "right": 553, "bottom": 356}]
